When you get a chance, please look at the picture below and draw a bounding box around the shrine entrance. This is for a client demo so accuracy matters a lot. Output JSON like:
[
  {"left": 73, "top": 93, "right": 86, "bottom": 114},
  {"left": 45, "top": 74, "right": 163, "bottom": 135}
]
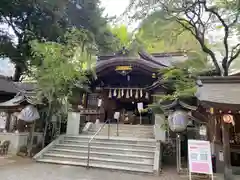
[{"left": 103, "top": 90, "right": 154, "bottom": 125}]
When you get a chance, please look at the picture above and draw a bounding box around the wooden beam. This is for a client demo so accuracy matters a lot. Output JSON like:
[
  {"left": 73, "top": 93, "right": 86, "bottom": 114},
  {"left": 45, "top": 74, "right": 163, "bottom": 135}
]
[{"left": 221, "top": 119, "right": 234, "bottom": 180}]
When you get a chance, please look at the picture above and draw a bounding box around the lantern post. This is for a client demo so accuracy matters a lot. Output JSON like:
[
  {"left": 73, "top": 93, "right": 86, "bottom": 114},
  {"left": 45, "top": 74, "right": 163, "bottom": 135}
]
[{"left": 168, "top": 110, "right": 189, "bottom": 173}]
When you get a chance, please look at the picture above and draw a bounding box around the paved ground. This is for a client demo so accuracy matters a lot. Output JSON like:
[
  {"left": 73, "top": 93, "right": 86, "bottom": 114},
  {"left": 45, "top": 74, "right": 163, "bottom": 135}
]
[
  {"left": 0, "top": 157, "right": 235, "bottom": 180},
  {"left": 0, "top": 159, "right": 184, "bottom": 180}
]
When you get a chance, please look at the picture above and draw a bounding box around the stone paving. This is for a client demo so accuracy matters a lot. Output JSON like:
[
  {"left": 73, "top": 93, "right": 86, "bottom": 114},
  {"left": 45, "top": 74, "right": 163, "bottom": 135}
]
[
  {"left": 0, "top": 160, "right": 185, "bottom": 180},
  {"left": 0, "top": 158, "right": 236, "bottom": 180}
]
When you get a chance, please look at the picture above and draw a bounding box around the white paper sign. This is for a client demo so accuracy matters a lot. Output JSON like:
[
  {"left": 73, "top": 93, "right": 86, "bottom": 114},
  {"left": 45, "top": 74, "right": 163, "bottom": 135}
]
[
  {"left": 0, "top": 112, "right": 7, "bottom": 129},
  {"left": 97, "top": 99, "right": 102, "bottom": 107},
  {"left": 137, "top": 102, "right": 143, "bottom": 112},
  {"left": 188, "top": 140, "right": 213, "bottom": 175},
  {"left": 114, "top": 112, "right": 120, "bottom": 120},
  {"left": 219, "top": 151, "right": 224, "bottom": 162}
]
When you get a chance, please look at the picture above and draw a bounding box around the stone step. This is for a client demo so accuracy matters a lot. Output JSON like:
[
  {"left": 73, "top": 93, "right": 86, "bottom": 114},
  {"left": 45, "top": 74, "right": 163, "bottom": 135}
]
[
  {"left": 64, "top": 135, "right": 156, "bottom": 146},
  {"left": 88, "top": 128, "right": 153, "bottom": 133},
  {"left": 41, "top": 153, "right": 154, "bottom": 171},
  {"left": 61, "top": 140, "right": 156, "bottom": 150},
  {"left": 92, "top": 125, "right": 153, "bottom": 130},
  {"left": 37, "top": 159, "right": 154, "bottom": 173},
  {"left": 84, "top": 132, "right": 154, "bottom": 138},
  {"left": 54, "top": 144, "right": 155, "bottom": 156},
  {"left": 48, "top": 148, "right": 154, "bottom": 161},
  {"left": 88, "top": 129, "right": 153, "bottom": 134}
]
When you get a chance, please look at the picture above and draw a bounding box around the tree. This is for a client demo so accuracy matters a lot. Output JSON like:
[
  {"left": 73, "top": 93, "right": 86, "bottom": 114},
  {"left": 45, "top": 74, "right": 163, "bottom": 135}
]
[
  {"left": 0, "top": 0, "right": 68, "bottom": 81},
  {"left": 65, "top": 0, "right": 117, "bottom": 54},
  {"left": 127, "top": 1, "right": 240, "bottom": 179},
  {"left": 128, "top": 0, "right": 240, "bottom": 76},
  {"left": 0, "top": 0, "right": 116, "bottom": 80},
  {"left": 31, "top": 28, "right": 95, "bottom": 148},
  {"left": 108, "top": 25, "right": 143, "bottom": 55},
  {"left": 135, "top": 10, "right": 205, "bottom": 54}
]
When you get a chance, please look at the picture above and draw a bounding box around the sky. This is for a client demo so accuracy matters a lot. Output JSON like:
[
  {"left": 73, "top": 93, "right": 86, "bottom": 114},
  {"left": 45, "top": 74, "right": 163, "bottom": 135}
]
[{"left": 101, "top": 0, "right": 129, "bottom": 17}]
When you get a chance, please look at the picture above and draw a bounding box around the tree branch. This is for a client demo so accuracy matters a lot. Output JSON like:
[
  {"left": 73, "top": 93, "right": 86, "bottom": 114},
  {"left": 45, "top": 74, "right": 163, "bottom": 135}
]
[
  {"left": 176, "top": 18, "right": 221, "bottom": 75},
  {"left": 3, "top": 16, "right": 22, "bottom": 39},
  {"left": 202, "top": 0, "right": 229, "bottom": 70},
  {"left": 228, "top": 43, "right": 240, "bottom": 68}
]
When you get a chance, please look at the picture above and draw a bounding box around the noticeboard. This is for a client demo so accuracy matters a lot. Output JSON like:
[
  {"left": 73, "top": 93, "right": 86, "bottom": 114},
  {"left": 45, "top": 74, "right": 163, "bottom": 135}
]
[{"left": 188, "top": 140, "right": 213, "bottom": 179}]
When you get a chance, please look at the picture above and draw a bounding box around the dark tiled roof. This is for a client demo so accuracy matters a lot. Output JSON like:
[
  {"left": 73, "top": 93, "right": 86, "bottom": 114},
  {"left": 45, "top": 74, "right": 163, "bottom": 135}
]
[
  {"left": 97, "top": 51, "right": 188, "bottom": 68},
  {"left": 0, "top": 76, "right": 18, "bottom": 94},
  {"left": 0, "top": 75, "right": 37, "bottom": 97},
  {"left": 196, "top": 76, "right": 240, "bottom": 106},
  {"left": 14, "top": 82, "right": 37, "bottom": 92}
]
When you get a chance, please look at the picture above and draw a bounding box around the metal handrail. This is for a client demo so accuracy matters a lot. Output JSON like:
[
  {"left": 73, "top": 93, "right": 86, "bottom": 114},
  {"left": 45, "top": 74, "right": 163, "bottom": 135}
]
[{"left": 87, "top": 119, "right": 110, "bottom": 168}]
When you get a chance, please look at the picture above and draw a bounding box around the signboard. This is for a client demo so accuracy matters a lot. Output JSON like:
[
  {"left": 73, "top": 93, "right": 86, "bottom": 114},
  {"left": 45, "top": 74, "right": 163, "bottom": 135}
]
[
  {"left": 137, "top": 102, "right": 143, "bottom": 112},
  {"left": 188, "top": 140, "right": 213, "bottom": 179},
  {"left": 114, "top": 112, "right": 120, "bottom": 120},
  {"left": 0, "top": 112, "right": 7, "bottom": 129},
  {"left": 97, "top": 98, "right": 102, "bottom": 107},
  {"left": 115, "top": 66, "right": 132, "bottom": 71}
]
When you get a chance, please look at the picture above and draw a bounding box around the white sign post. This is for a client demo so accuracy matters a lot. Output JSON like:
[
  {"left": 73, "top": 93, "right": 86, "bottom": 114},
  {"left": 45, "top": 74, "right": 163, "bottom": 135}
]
[
  {"left": 137, "top": 102, "right": 143, "bottom": 125},
  {"left": 188, "top": 140, "right": 213, "bottom": 180}
]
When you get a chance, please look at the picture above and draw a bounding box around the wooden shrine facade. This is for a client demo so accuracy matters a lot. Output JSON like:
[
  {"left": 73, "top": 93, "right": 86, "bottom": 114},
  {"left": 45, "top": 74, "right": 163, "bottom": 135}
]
[
  {"left": 75, "top": 51, "right": 188, "bottom": 124},
  {"left": 196, "top": 76, "right": 240, "bottom": 173}
]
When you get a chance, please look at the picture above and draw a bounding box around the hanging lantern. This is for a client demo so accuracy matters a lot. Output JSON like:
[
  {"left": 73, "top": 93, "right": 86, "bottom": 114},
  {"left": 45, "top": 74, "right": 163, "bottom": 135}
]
[
  {"left": 18, "top": 105, "right": 40, "bottom": 122},
  {"left": 135, "top": 89, "right": 139, "bottom": 99},
  {"left": 108, "top": 89, "right": 112, "bottom": 98},
  {"left": 168, "top": 110, "right": 189, "bottom": 132},
  {"left": 126, "top": 89, "right": 130, "bottom": 99},
  {"left": 145, "top": 92, "right": 149, "bottom": 99},
  {"left": 121, "top": 89, "right": 124, "bottom": 97},
  {"left": 199, "top": 125, "right": 207, "bottom": 136},
  {"left": 140, "top": 89, "right": 143, "bottom": 97},
  {"left": 223, "top": 114, "right": 234, "bottom": 124},
  {"left": 130, "top": 89, "right": 133, "bottom": 97},
  {"left": 117, "top": 89, "right": 121, "bottom": 99},
  {"left": 113, "top": 89, "right": 117, "bottom": 97},
  {"left": 209, "top": 107, "right": 214, "bottom": 115}
]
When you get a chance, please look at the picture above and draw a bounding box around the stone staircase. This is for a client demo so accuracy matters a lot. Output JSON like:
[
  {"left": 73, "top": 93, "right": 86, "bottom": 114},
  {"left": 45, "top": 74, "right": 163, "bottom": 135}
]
[
  {"left": 85, "top": 124, "right": 154, "bottom": 138},
  {"left": 34, "top": 125, "right": 157, "bottom": 173}
]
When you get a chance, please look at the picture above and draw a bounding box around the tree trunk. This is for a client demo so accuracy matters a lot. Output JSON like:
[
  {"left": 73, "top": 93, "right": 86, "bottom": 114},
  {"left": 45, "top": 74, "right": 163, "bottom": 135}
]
[
  {"left": 41, "top": 104, "right": 52, "bottom": 149},
  {"left": 13, "top": 65, "right": 23, "bottom": 82},
  {"left": 221, "top": 120, "right": 233, "bottom": 180}
]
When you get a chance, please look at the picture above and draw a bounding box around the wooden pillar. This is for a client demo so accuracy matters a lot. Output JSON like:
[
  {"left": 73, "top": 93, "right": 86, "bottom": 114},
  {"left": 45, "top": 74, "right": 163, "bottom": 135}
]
[{"left": 221, "top": 118, "right": 233, "bottom": 180}]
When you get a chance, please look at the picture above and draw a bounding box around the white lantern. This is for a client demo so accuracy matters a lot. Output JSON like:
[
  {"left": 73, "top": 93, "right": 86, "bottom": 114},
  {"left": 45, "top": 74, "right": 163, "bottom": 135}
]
[
  {"left": 168, "top": 110, "right": 189, "bottom": 132},
  {"left": 18, "top": 105, "right": 40, "bottom": 122},
  {"left": 199, "top": 125, "right": 207, "bottom": 136}
]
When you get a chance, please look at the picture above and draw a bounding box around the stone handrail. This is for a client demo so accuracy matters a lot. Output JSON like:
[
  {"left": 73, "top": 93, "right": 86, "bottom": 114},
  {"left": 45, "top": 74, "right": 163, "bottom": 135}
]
[{"left": 33, "top": 134, "right": 64, "bottom": 160}]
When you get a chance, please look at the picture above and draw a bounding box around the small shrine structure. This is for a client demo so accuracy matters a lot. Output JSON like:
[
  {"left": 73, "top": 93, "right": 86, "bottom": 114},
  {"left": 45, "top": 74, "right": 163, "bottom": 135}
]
[
  {"left": 196, "top": 76, "right": 240, "bottom": 175},
  {"left": 0, "top": 77, "right": 43, "bottom": 155}
]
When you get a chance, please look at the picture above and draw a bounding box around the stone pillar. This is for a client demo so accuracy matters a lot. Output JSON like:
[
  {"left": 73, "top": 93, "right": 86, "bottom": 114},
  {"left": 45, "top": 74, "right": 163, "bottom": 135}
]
[
  {"left": 66, "top": 112, "right": 81, "bottom": 135},
  {"left": 154, "top": 140, "right": 162, "bottom": 175},
  {"left": 153, "top": 114, "right": 166, "bottom": 175},
  {"left": 154, "top": 114, "right": 166, "bottom": 142}
]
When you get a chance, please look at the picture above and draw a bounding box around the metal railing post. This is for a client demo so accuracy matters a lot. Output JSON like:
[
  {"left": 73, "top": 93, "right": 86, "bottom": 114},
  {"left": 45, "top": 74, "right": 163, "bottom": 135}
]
[
  {"left": 87, "top": 142, "right": 90, "bottom": 168},
  {"left": 116, "top": 118, "right": 119, "bottom": 136},
  {"left": 87, "top": 119, "right": 111, "bottom": 169},
  {"left": 108, "top": 120, "right": 110, "bottom": 139}
]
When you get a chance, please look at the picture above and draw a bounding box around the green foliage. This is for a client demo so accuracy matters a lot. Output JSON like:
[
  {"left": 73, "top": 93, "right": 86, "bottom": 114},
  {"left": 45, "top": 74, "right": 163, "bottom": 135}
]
[
  {"left": 135, "top": 10, "right": 205, "bottom": 54},
  {"left": 159, "top": 68, "right": 197, "bottom": 101},
  {"left": 127, "top": 0, "right": 240, "bottom": 75},
  {"left": 0, "top": 0, "right": 68, "bottom": 80},
  {"left": 109, "top": 25, "right": 132, "bottom": 50},
  {"left": 0, "top": 0, "right": 116, "bottom": 80},
  {"left": 31, "top": 28, "right": 95, "bottom": 114}
]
